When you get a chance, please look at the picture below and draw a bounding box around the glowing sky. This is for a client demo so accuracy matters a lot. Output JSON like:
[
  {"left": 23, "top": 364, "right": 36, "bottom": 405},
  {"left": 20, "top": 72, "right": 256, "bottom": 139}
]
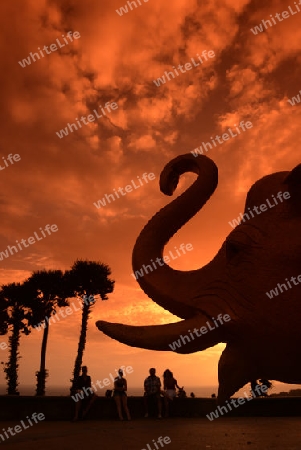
[{"left": 0, "top": 0, "right": 301, "bottom": 393}]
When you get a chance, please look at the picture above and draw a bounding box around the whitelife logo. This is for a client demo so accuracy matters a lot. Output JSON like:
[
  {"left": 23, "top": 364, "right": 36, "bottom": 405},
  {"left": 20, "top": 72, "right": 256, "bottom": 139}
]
[
  {"left": 168, "top": 314, "right": 231, "bottom": 351},
  {"left": 33, "top": 295, "right": 95, "bottom": 331},
  {"left": 0, "top": 412, "right": 45, "bottom": 443},
  {"left": 71, "top": 365, "right": 134, "bottom": 402},
  {"left": 116, "top": 0, "right": 149, "bottom": 16},
  {"left": 93, "top": 172, "right": 155, "bottom": 209},
  {"left": 206, "top": 385, "right": 268, "bottom": 421},
  {"left": 141, "top": 436, "right": 171, "bottom": 450},
  {"left": 191, "top": 121, "right": 253, "bottom": 157},
  {"left": 153, "top": 51, "right": 215, "bottom": 87},
  {"left": 250, "top": 2, "right": 301, "bottom": 35},
  {"left": 0, "top": 224, "right": 58, "bottom": 261},
  {"left": 56, "top": 101, "right": 118, "bottom": 139},
  {"left": 0, "top": 153, "right": 21, "bottom": 171},
  {"left": 228, "top": 191, "right": 290, "bottom": 229},
  {"left": 0, "top": 342, "right": 7, "bottom": 351},
  {"left": 266, "top": 274, "right": 301, "bottom": 299},
  {"left": 18, "top": 31, "right": 81, "bottom": 68},
  {"left": 288, "top": 89, "right": 301, "bottom": 106},
  {"left": 131, "top": 243, "right": 193, "bottom": 280}
]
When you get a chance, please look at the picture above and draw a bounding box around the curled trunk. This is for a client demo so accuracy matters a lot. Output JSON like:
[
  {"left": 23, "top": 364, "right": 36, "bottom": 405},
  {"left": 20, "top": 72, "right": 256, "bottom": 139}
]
[{"left": 132, "top": 154, "right": 218, "bottom": 318}]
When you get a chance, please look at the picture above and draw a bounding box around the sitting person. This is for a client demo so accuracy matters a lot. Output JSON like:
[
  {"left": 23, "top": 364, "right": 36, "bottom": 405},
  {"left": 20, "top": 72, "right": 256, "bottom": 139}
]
[
  {"left": 144, "top": 368, "right": 162, "bottom": 419},
  {"left": 177, "top": 387, "right": 187, "bottom": 398},
  {"left": 113, "top": 369, "right": 131, "bottom": 421},
  {"left": 162, "top": 369, "right": 182, "bottom": 417},
  {"left": 72, "top": 366, "right": 97, "bottom": 421}
]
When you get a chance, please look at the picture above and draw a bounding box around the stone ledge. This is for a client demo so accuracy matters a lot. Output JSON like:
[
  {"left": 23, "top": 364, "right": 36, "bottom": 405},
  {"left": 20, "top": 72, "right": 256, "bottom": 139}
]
[{"left": 1, "top": 396, "right": 301, "bottom": 421}]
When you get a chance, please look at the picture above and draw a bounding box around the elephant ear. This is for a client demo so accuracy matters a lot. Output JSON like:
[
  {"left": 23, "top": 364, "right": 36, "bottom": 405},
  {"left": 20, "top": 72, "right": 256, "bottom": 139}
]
[{"left": 284, "top": 163, "right": 301, "bottom": 213}]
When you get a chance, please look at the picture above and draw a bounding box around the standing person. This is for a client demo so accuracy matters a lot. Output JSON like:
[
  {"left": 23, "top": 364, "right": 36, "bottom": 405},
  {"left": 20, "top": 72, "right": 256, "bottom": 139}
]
[
  {"left": 250, "top": 380, "right": 258, "bottom": 397},
  {"left": 144, "top": 368, "right": 162, "bottom": 419},
  {"left": 259, "top": 379, "right": 272, "bottom": 397},
  {"left": 72, "top": 366, "right": 97, "bottom": 421},
  {"left": 113, "top": 369, "right": 131, "bottom": 421},
  {"left": 250, "top": 379, "right": 262, "bottom": 398},
  {"left": 162, "top": 369, "right": 182, "bottom": 417}
]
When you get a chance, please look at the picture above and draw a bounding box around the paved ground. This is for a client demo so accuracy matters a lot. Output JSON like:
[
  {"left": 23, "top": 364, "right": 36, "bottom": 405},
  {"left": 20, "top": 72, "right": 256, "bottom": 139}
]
[{"left": 1, "top": 417, "right": 301, "bottom": 450}]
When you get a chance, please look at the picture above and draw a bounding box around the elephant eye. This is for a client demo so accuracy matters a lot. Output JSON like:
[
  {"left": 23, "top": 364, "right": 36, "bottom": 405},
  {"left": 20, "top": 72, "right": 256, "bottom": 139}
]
[{"left": 226, "top": 240, "right": 242, "bottom": 260}]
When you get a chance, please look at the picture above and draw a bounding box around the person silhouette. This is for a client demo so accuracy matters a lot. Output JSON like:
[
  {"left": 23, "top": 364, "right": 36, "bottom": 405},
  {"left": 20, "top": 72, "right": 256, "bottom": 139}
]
[
  {"left": 162, "top": 369, "right": 182, "bottom": 417},
  {"left": 259, "top": 379, "right": 272, "bottom": 397},
  {"left": 144, "top": 368, "right": 162, "bottom": 419},
  {"left": 72, "top": 366, "right": 97, "bottom": 421},
  {"left": 250, "top": 379, "right": 261, "bottom": 398},
  {"left": 113, "top": 369, "right": 131, "bottom": 421}
]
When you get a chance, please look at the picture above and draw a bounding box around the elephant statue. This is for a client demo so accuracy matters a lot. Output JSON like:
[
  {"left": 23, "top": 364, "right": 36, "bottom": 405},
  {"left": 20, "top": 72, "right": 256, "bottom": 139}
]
[{"left": 96, "top": 153, "right": 301, "bottom": 402}]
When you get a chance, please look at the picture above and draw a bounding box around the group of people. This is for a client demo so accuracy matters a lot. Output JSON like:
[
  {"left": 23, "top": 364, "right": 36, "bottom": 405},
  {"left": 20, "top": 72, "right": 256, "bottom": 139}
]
[
  {"left": 143, "top": 368, "right": 183, "bottom": 419},
  {"left": 72, "top": 366, "right": 183, "bottom": 421},
  {"left": 72, "top": 366, "right": 273, "bottom": 421}
]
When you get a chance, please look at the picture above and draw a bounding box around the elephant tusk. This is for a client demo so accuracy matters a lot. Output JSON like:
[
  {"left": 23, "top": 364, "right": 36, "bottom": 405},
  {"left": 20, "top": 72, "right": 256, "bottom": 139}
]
[{"left": 96, "top": 313, "right": 229, "bottom": 353}]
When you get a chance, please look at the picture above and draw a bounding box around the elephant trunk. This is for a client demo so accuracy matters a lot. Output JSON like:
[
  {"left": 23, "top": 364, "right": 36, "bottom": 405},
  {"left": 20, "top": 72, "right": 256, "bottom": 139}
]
[{"left": 132, "top": 154, "right": 218, "bottom": 319}]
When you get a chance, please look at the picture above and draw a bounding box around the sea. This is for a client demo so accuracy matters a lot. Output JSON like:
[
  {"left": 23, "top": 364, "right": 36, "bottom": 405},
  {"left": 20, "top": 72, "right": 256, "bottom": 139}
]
[{"left": 1, "top": 383, "right": 301, "bottom": 397}]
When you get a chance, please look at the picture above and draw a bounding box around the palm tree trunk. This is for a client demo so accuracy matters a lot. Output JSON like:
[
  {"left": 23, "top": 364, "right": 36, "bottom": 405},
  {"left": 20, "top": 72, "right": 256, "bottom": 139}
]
[
  {"left": 36, "top": 319, "right": 49, "bottom": 396},
  {"left": 71, "top": 301, "right": 90, "bottom": 395},
  {"left": 5, "top": 314, "right": 20, "bottom": 395}
]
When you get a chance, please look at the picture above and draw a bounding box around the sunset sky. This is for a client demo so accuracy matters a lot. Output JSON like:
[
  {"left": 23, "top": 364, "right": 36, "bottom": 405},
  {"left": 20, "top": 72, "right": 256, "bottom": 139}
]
[{"left": 0, "top": 0, "right": 301, "bottom": 395}]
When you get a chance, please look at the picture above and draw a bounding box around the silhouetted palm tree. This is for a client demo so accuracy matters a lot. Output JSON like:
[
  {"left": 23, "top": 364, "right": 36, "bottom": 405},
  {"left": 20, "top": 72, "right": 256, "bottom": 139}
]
[
  {"left": 65, "top": 260, "right": 114, "bottom": 395},
  {"left": 0, "top": 283, "right": 32, "bottom": 395},
  {"left": 26, "top": 270, "right": 70, "bottom": 396}
]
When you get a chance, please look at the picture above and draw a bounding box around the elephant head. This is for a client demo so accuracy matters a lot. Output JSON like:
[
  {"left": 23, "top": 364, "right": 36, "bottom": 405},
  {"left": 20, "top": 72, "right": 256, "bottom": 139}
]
[{"left": 96, "top": 154, "right": 301, "bottom": 402}]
